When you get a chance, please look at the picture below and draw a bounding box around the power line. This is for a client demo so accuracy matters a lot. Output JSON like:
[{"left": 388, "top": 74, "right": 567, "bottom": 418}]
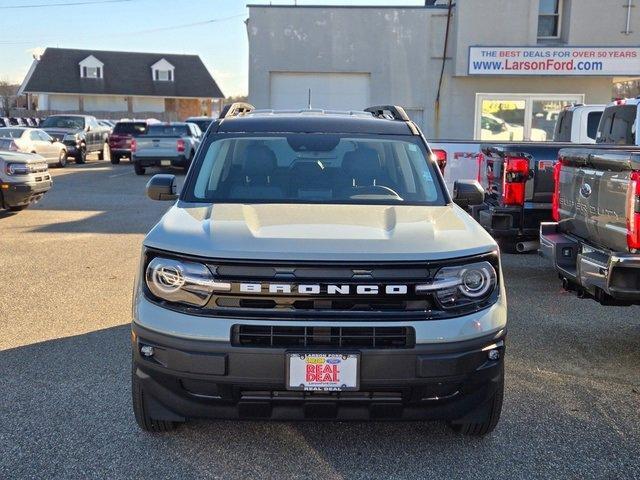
[
  {"left": 0, "top": 13, "right": 246, "bottom": 44},
  {"left": 0, "top": 0, "right": 133, "bottom": 9}
]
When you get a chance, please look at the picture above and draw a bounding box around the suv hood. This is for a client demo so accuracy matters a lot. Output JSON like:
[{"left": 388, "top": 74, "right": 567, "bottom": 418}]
[
  {"left": 144, "top": 203, "right": 497, "bottom": 262},
  {"left": 0, "top": 150, "right": 47, "bottom": 164}
]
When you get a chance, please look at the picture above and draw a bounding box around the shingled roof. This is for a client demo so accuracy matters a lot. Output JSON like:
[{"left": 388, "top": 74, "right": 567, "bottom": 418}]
[{"left": 22, "top": 47, "right": 224, "bottom": 98}]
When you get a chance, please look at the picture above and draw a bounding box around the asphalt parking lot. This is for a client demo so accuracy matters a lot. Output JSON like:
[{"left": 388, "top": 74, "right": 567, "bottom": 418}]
[{"left": 1, "top": 160, "right": 639, "bottom": 479}]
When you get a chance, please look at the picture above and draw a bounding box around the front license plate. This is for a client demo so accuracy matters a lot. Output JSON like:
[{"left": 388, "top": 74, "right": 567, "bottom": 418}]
[
  {"left": 287, "top": 353, "right": 359, "bottom": 391},
  {"left": 160, "top": 160, "right": 171, "bottom": 166}
]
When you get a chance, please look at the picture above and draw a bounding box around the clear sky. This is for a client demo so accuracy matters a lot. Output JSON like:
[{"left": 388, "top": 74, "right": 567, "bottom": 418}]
[{"left": 0, "top": 0, "right": 425, "bottom": 96}]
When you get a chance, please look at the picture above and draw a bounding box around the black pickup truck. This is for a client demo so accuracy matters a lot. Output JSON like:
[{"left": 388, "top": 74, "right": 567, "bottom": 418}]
[
  {"left": 540, "top": 147, "right": 640, "bottom": 305},
  {"left": 470, "top": 142, "right": 566, "bottom": 252}
]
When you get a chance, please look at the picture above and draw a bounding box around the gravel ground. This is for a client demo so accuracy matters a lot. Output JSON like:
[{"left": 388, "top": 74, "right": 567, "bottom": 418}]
[{"left": 1, "top": 161, "right": 639, "bottom": 479}]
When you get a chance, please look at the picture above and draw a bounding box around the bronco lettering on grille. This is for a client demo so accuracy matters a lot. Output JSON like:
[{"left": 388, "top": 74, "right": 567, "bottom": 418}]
[{"left": 238, "top": 283, "right": 409, "bottom": 295}]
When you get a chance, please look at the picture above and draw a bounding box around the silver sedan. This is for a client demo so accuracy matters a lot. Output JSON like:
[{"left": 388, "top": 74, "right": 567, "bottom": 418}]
[{"left": 0, "top": 127, "right": 68, "bottom": 167}]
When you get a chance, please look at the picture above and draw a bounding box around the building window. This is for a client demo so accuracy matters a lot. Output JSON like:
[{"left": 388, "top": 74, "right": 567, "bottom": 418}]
[
  {"left": 537, "top": 0, "right": 562, "bottom": 39},
  {"left": 154, "top": 70, "right": 173, "bottom": 82},
  {"left": 82, "top": 66, "right": 102, "bottom": 79},
  {"left": 475, "top": 93, "right": 583, "bottom": 142}
]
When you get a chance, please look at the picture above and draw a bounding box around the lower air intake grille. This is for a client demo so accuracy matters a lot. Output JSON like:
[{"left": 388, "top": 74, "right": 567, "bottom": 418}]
[{"left": 232, "top": 325, "right": 415, "bottom": 349}]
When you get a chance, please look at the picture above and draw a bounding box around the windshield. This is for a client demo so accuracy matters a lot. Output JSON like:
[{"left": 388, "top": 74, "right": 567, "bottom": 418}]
[
  {"left": 0, "top": 128, "right": 25, "bottom": 139},
  {"left": 187, "top": 119, "right": 212, "bottom": 132},
  {"left": 113, "top": 122, "right": 148, "bottom": 135},
  {"left": 40, "top": 116, "right": 85, "bottom": 129},
  {"left": 184, "top": 134, "right": 445, "bottom": 206},
  {"left": 147, "top": 125, "right": 189, "bottom": 137}
]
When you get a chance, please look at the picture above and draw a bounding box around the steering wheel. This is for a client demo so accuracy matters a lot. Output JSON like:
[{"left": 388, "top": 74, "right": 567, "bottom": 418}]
[{"left": 352, "top": 185, "right": 403, "bottom": 200}]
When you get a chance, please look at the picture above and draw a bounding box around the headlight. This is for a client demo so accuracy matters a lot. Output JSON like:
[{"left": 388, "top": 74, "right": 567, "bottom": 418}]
[
  {"left": 418, "top": 261, "right": 497, "bottom": 309},
  {"left": 145, "top": 257, "right": 228, "bottom": 307},
  {"left": 5, "top": 163, "right": 30, "bottom": 175},
  {"left": 5, "top": 162, "right": 47, "bottom": 175},
  {"left": 63, "top": 133, "right": 80, "bottom": 142}
]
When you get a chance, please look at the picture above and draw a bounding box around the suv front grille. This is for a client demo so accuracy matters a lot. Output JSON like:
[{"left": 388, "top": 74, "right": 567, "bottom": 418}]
[
  {"left": 232, "top": 325, "right": 415, "bottom": 349},
  {"left": 143, "top": 250, "right": 501, "bottom": 320}
]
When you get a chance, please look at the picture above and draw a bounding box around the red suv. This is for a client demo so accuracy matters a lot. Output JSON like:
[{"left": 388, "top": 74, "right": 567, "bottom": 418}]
[{"left": 109, "top": 121, "right": 149, "bottom": 164}]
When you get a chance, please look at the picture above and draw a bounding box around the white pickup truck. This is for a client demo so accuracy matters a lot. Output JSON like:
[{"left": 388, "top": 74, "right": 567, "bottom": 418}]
[
  {"left": 552, "top": 104, "right": 605, "bottom": 144},
  {"left": 430, "top": 104, "right": 606, "bottom": 193}
]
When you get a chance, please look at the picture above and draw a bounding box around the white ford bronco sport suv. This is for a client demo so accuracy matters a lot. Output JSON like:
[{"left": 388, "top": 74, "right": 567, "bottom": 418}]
[{"left": 132, "top": 104, "right": 507, "bottom": 436}]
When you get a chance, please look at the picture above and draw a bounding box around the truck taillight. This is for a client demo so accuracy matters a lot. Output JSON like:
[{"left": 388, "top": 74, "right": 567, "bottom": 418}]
[
  {"left": 130, "top": 138, "right": 137, "bottom": 153},
  {"left": 177, "top": 139, "right": 185, "bottom": 153},
  {"left": 627, "top": 171, "right": 640, "bottom": 250},
  {"left": 502, "top": 156, "right": 529, "bottom": 206},
  {"left": 431, "top": 149, "right": 447, "bottom": 174},
  {"left": 551, "top": 159, "right": 563, "bottom": 222}
]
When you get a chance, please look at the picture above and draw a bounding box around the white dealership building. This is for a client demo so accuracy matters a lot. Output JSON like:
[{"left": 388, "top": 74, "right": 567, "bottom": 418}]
[{"left": 247, "top": 0, "right": 640, "bottom": 140}]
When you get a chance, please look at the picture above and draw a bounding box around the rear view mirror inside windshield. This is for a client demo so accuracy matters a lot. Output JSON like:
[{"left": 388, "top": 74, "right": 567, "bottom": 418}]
[{"left": 287, "top": 134, "right": 340, "bottom": 152}]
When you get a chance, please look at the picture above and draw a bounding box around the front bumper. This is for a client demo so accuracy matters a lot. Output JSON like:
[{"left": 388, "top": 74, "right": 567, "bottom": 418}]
[
  {"left": 1, "top": 178, "right": 52, "bottom": 208},
  {"left": 540, "top": 222, "right": 640, "bottom": 305},
  {"left": 63, "top": 141, "right": 79, "bottom": 156},
  {"left": 133, "top": 155, "right": 188, "bottom": 168},
  {"left": 475, "top": 203, "right": 551, "bottom": 240},
  {"left": 132, "top": 281, "right": 507, "bottom": 422},
  {"left": 132, "top": 322, "right": 505, "bottom": 421}
]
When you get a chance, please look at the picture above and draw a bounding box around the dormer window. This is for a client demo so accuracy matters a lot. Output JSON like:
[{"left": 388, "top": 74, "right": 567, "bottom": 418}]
[
  {"left": 79, "top": 55, "right": 104, "bottom": 79},
  {"left": 83, "top": 66, "right": 101, "bottom": 78},
  {"left": 155, "top": 69, "right": 173, "bottom": 81},
  {"left": 151, "top": 58, "right": 175, "bottom": 82}
]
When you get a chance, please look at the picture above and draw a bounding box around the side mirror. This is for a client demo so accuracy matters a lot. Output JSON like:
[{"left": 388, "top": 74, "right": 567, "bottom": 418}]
[
  {"left": 146, "top": 174, "right": 178, "bottom": 201},
  {"left": 85, "top": 125, "right": 91, "bottom": 132},
  {"left": 453, "top": 180, "right": 485, "bottom": 209}
]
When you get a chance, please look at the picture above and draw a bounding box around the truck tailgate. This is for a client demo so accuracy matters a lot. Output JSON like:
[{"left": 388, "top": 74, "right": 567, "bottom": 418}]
[
  {"left": 558, "top": 148, "right": 640, "bottom": 252},
  {"left": 135, "top": 137, "right": 180, "bottom": 158},
  {"left": 481, "top": 143, "right": 568, "bottom": 204}
]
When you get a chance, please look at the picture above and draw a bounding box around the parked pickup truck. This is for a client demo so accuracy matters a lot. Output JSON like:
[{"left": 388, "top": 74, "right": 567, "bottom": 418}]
[
  {"left": 540, "top": 146, "right": 640, "bottom": 305},
  {"left": 108, "top": 120, "right": 155, "bottom": 164},
  {"left": 0, "top": 151, "right": 52, "bottom": 212},
  {"left": 40, "top": 114, "right": 111, "bottom": 164},
  {"left": 430, "top": 105, "right": 606, "bottom": 195},
  {"left": 467, "top": 142, "right": 574, "bottom": 252},
  {"left": 131, "top": 122, "right": 202, "bottom": 175},
  {"left": 475, "top": 99, "right": 640, "bottom": 251},
  {"left": 553, "top": 104, "right": 604, "bottom": 144}
]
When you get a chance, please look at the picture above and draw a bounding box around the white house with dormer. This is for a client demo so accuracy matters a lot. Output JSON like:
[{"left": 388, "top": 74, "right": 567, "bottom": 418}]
[{"left": 19, "top": 47, "right": 224, "bottom": 119}]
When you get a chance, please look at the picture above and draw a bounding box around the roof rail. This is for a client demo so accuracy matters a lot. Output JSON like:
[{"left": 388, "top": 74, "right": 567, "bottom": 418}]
[
  {"left": 364, "top": 105, "right": 411, "bottom": 122},
  {"left": 219, "top": 102, "right": 255, "bottom": 119}
]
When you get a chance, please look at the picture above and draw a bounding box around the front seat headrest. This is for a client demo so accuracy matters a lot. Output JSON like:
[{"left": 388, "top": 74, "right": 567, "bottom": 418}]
[
  {"left": 342, "top": 147, "right": 383, "bottom": 185},
  {"left": 244, "top": 144, "right": 277, "bottom": 179}
]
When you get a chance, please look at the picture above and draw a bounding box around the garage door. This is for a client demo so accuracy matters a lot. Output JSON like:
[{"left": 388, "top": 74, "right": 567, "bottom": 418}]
[{"left": 270, "top": 72, "right": 370, "bottom": 111}]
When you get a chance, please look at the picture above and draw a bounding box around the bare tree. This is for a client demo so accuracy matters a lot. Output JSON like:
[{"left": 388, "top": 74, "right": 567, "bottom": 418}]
[{"left": 0, "top": 79, "right": 17, "bottom": 117}]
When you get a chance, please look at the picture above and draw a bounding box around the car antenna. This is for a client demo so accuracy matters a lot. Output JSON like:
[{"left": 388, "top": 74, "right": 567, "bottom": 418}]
[{"left": 308, "top": 88, "right": 312, "bottom": 110}]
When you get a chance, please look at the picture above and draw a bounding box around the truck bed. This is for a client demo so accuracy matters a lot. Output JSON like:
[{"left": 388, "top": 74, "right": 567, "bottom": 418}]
[{"left": 556, "top": 146, "right": 640, "bottom": 253}]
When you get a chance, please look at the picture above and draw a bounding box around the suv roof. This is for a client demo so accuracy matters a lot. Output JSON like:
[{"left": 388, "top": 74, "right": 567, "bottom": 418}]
[{"left": 213, "top": 104, "right": 420, "bottom": 136}]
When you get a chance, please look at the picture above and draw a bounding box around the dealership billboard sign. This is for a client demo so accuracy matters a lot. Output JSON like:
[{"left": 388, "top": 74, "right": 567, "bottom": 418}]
[{"left": 468, "top": 46, "right": 640, "bottom": 76}]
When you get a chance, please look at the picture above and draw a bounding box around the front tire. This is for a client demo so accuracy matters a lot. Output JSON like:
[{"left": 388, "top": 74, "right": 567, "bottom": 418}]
[
  {"left": 57, "top": 149, "right": 67, "bottom": 168},
  {"left": 134, "top": 162, "right": 146, "bottom": 175},
  {"left": 8, "top": 205, "right": 28, "bottom": 212},
  {"left": 132, "top": 363, "right": 176, "bottom": 433},
  {"left": 449, "top": 375, "right": 504, "bottom": 436},
  {"left": 75, "top": 145, "right": 87, "bottom": 164}
]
